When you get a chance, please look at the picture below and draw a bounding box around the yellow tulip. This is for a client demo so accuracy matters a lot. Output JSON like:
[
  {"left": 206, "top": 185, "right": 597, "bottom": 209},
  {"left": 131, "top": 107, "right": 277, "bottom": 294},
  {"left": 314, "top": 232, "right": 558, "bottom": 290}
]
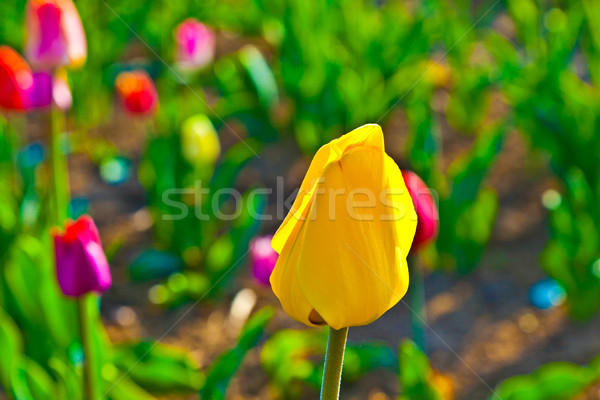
[
  {"left": 181, "top": 114, "right": 221, "bottom": 166},
  {"left": 270, "top": 124, "right": 417, "bottom": 329}
]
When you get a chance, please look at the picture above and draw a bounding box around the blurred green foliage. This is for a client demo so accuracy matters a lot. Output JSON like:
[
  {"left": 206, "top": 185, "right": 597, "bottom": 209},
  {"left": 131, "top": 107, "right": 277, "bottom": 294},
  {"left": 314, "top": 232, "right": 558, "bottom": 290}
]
[
  {"left": 0, "top": 118, "right": 203, "bottom": 399},
  {"left": 3, "top": 0, "right": 600, "bottom": 397},
  {"left": 492, "top": 355, "right": 600, "bottom": 400},
  {"left": 260, "top": 327, "right": 397, "bottom": 399}
]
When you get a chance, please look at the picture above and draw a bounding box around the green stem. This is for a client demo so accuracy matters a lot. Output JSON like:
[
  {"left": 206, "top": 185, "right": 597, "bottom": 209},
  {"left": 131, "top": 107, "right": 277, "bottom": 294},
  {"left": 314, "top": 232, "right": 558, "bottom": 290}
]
[
  {"left": 409, "top": 256, "right": 428, "bottom": 354},
  {"left": 79, "top": 296, "right": 98, "bottom": 400},
  {"left": 47, "top": 106, "right": 69, "bottom": 224},
  {"left": 320, "top": 327, "right": 348, "bottom": 400}
]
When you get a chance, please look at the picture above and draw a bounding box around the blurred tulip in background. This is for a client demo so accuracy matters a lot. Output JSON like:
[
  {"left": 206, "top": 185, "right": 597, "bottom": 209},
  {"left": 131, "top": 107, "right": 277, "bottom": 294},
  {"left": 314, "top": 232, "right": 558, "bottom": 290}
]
[
  {"left": 402, "top": 171, "right": 439, "bottom": 253},
  {"left": 0, "top": 46, "right": 34, "bottom": 111},
  {"left": 115, "top": 70, "right": 158, "bottom": 116},
  {"left": 249, "top": 235, "right": 278, "bottom": 286},
  {"left": 174, "top": 18, "right": 216, "bottom": 70},
  {"left": 53, "top": 215, "right": 112, "bottom": 297},
  {"left": 25, "top": 0, "right": 87, "bottom": 69},
  {"left": 181, "top": 113, "right": 221, "bottom": 166}
]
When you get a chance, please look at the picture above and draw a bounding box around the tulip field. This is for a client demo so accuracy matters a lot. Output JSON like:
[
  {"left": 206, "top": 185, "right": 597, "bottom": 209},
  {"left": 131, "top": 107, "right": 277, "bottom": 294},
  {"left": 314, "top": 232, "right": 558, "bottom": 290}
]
[{"left": 3, "top": 0, "right": 600, "bottom": 399}]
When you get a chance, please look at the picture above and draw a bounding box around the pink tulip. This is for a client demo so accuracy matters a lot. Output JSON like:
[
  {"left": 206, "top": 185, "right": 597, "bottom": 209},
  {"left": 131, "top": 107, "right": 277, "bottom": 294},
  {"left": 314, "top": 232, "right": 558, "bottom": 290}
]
[
  {"left": 174, "top": 18, "right": 216, "bottom": 70},
  {"left": 0, "top": 46, "right": 34, "bottom": 111},
  {"left": 249, "top": 235, "right": 278, "bottom": 286},
  {"left": 25, "top": 0, "right": 87, "bottom": 69},
  {"left": 53, "top": 215, "right": 112, "bottom": 297},
  {"left": 52, "top": 70, "right": 72, "bottom": 110},
  {"left": 402, "top": 171, "right": 439, "bottom": 252},
  {"left": 115, "top": 70, "right": 158, "bottom": 116}
]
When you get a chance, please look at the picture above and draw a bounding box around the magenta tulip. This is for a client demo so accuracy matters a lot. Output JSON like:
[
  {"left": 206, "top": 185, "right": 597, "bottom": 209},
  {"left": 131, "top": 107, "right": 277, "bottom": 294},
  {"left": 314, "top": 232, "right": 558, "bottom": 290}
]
[
  {"left": 53, "top": 215, "right": 112, "bottom": 297},
  {"left": 28, "top": 71, "right": 53, "bottom": 108},
  {"left": 402, "top": 171, "right": 439, "bottom": 252},
  {"left": 249, "top": 235, "right": 278, "bottom": 286},
  {"left": 25, "top": 0, "right": 87, "bottom": 69},
  {"left": 174, "top": 18, "right": 216, "bottom": 70}
]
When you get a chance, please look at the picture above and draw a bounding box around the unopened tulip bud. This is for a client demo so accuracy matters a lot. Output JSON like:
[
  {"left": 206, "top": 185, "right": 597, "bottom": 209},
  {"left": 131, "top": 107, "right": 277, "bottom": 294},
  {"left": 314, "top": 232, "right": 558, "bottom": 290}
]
[
  {"left": 181, "top": 114, "right": 221, "bottom": 166},
  {"left": 249, "top": 235, "right": 278, "bottom": 286},
  {"left": 0, "top": 46, "right": 34, "bottom": 111},
  {"left": 25, "top": 0, "right": 87, "bottom": 69},
  {"left": 53, "top": 215, "right": 112, "bottom": 297},
  {"left": 401, "top": 171, "right": 439, "bottom": 252},
  {"left": 270, "top": 124, "right": 417, "bottom": 329},
  {"left": 115, "top": 70, "right": 158, "bottom": 116},
  {"left": 174, "top": 18, "right": 216, "bottom": 70}
]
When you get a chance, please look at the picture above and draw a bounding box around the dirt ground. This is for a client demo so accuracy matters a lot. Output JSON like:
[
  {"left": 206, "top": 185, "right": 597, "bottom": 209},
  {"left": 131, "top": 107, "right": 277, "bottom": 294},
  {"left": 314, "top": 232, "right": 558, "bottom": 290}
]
[{"left": 64, "top": 106, "right": 600, "bottom": 400}]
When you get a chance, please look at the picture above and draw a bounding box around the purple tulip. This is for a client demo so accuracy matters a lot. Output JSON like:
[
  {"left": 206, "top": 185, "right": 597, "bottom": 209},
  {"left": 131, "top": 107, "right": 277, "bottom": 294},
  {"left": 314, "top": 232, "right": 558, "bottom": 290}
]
[
  {"left": 29, "top": 71, "right": 53, "bottom": 108},
  {"left": 174, "top": 18, "right": 216, "bottom": 70},
  {"left": 249, "top": 235, "right": 278, "bottom": 286},
  {"left": 53, "top": 215, "right": 111, "bottom": 297}
]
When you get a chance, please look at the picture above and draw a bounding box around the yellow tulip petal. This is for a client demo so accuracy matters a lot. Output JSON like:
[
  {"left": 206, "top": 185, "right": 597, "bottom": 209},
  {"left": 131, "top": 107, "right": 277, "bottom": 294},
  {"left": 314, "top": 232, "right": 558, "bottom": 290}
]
[
  {"left": 296, "top": 145, "right": 412, "bottom": 329},
  {"left": 270, "top": 215, "right": 320, "bottom": 327},
  {"left": 272, "top": 124, "right": 384, "bottom": 253},
  {"left": 272, "top": 144, "right": 332, "bottom": 253},
  {"left": 383, "top": 154, "right": 418, "bottom": 258},
  {"left": 330, "top": 123, "right": 384, "bottom": 157}
]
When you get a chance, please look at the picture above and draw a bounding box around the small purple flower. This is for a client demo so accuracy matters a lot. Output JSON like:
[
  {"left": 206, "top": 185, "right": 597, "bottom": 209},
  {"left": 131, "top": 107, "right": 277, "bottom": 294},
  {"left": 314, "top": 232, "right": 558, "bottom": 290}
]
[
  {"left": 250, "top": 235, "right": 278, "bottom": 286},
  {"left": 174, "top": 18, "right": 216, "bottom": 70},
  {"left": 53, "top": 215, "right": 111, "bottom": 297}
]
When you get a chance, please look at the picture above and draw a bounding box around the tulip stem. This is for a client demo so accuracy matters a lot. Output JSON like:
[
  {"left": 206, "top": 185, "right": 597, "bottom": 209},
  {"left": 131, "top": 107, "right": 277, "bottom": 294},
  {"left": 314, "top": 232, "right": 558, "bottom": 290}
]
[
  {"left": 320, "top": 327, "right": 348, "bottom": 400},
  {"left": 409, "top": 256, "right": 428, "bottom": 354},
  {"left": 47, "top": 106, "right": 69, "bottom": 224},
  {"left": 79, "top": 296, "right": 98, "bottom": 400}
]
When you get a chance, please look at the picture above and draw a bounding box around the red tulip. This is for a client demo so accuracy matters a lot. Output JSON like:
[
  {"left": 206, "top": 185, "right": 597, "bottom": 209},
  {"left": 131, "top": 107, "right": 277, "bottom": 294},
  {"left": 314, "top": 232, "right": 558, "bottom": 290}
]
[
  {"left": 25, "top": 0, "right": 87, "bottom": 69},
  {"left": 402, "top": 171, "right": 439, "bottom": 252},
  {"left": 0, "top": 46, "right": 34, "bottom": 111},
  {"left": 53, "top": 215, "right": 112, "bottom": 297},
  {"left": 115, "top": 70, "right": 158, "bottom": 116},
  {"left": 174, "top": 18, "right": 216, "bottom": 70}
]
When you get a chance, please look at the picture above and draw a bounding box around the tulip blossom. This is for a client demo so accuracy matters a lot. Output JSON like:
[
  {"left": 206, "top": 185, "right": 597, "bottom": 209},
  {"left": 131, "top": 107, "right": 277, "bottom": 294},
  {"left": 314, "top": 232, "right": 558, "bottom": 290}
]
[
  {"left": 249, "top": 235, "right": 278, "bottom": 286},
  {"left": 53, "top": 215, "right": 112, "bottom": 297},
  {"left": 401, "top": 171, "right": 439, "bottom": 252},
  {"left": 27, "top": 70, "right": 72, "bottom": 110},
  {"left": 115, "top": 70, "right": 158, "bottom": 116},
  {"left": 181, "top": 114, "right": 221, "bottom": 166},
  {"left": 25, "top": 0, "right": 87, "bottom": 69},
  {"left": 0, "top": 46, "right": 34, "bottom": 111},
  {"left": 270, "top": 124, "right": 417, "bottom": 330},
  {"left": 174, "top": 18, "right": 216, "bottom": 70},
  {"left": 52, "top": 69, "right": 72, "bottom": 110},
  {"left": 29, "top": 71, "right": 53, "bottom": 108}
]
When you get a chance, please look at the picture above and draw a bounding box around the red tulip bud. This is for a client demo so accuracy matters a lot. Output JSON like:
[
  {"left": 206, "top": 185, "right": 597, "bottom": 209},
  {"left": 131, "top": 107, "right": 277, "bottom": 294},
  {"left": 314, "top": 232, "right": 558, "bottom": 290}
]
[{"left": 402, "top": 171, "right": 439, "bottom": 252}]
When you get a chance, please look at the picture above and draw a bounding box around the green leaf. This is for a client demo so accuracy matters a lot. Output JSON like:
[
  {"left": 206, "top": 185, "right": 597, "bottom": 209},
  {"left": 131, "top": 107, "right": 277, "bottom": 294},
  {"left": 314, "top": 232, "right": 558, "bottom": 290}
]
[
  {"left": 239, "top": 45, "right": 279, "bottom": 110},
  {"left": 493, "top": 361, "right": 598, "bottom": 400},
  {"left": 0, "top": 308, "right": 22, "bottom": 390},
  {"left": 112, "top": 341, "right": 203, "bottom": 394},
  {"left": 201, "top": 307, "right": 274, "bottom": 399},
  {"left": 398, "top": 340, "right": 443, "bottom": 400},
  {"left": 260, "top": 328, "right": 326, "bottom": 398}
]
